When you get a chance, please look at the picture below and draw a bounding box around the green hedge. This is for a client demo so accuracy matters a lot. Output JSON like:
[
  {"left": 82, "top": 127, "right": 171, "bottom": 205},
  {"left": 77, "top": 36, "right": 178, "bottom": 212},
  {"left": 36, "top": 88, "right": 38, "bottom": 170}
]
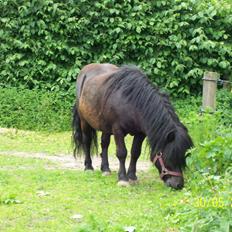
[
  {"left": 0, "top": 87, "right": 74, "bottom": 131},
  {"left": 0, "top": 0, "right": 232, "bottom": 95},
  {"left": 0, "top": 87, "right": 231, "bottom": 132}
]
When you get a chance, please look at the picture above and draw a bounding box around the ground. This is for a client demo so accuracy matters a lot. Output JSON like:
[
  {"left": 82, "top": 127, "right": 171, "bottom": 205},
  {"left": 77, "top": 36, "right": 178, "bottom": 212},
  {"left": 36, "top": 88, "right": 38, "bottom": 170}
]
[{"left": 0, "top": 128, "right": 231, "bottom": 232}]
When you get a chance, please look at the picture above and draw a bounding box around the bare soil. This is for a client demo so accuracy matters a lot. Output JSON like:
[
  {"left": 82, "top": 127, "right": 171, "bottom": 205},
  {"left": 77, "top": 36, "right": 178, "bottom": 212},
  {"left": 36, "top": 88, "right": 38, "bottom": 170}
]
[{"left": 0, "top": 151, "right": 151, "bottom": 171}]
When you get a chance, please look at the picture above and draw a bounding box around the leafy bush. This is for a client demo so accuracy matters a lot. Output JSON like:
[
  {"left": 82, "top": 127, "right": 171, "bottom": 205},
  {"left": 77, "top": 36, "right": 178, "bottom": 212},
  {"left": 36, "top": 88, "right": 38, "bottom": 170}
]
[
  {"left": 189, "top": 132, "right": 232, "bottom": 175},
  {"left": 217, "top": 89, "right": 232, "bottom": 126},
  {"left": 0, "top": 87, "right": 74, "bottom": 131},
  {"left": 0, "top": 0, "right": 231, "bottom": 95},
  {"left": 173, "top": 89, "right": 232, "bottom": 177},
  {"left": 174, "top": 88, "right": 232, "bottom": 129},
  {"left": 173, "top": 95, "right": 201, "bottom": 116},
  {"left": 0, "top": 86, "right": 231, "bottom": 133}
]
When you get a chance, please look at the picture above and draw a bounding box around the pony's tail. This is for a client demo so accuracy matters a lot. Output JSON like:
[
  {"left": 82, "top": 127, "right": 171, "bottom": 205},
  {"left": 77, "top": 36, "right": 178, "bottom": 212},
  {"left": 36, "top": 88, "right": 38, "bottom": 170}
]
[
  {"left": 72, "top": 101, "right": 98, "bottom": 158},
  {"left": 72, "top": 101, "right": 83, "bottom": 158}
]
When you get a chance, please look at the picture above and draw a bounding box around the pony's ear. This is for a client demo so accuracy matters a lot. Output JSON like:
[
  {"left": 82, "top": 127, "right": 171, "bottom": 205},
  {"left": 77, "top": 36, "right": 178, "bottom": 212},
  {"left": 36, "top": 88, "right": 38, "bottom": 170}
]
[{"left": 166, "top": 130, "right": 175, "bottom": 143}]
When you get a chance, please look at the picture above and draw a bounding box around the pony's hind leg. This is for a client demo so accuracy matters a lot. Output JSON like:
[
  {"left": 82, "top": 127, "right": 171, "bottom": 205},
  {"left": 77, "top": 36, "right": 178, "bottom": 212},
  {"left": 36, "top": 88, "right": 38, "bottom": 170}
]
[
  {"left": 100, "top": 133, "right": 111, "bottom": 175},
  {"left": 113, "top": 130, "right": 129, "bottom": 186},
  {"left": 127, "top": 134, "right": 145, "bottom": 183},
  {"left": 81, "top": 121, "right": 94, "bottom": 171}
]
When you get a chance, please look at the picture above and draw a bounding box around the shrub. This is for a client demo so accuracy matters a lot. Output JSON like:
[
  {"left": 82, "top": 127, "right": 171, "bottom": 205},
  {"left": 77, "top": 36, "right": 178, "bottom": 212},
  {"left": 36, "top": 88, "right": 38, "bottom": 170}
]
[
  {"left": 0, "top": 0, "right": 231, "bottom": 95},
  {"left": 188, "top": 132, "right": 232, "bottom": 175},
  {"left": 175, "top": 89, "right": 232, "bottom": 176},
  {"left": 0, "top": 87, "right": 74, "bottom": 131},
  {"left": 216, "top": 89, "right": 232, "bottom": 126},
  {"left": 0, "top": 86, "right": 231, "bottom": 134}
]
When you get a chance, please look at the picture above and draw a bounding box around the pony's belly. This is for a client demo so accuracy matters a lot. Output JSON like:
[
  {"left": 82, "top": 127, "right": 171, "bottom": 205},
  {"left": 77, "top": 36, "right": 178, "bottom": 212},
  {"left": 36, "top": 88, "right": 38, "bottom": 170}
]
[{"left": 79, "top": 99, "right": 102, "bottom": 130}]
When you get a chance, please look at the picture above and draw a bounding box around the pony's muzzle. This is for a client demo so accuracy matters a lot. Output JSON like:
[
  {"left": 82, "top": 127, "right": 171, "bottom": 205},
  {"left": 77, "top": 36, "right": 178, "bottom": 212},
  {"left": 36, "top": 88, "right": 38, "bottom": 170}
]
[{"left": 164, "top": 176, "right": 184, "bottom": 190}]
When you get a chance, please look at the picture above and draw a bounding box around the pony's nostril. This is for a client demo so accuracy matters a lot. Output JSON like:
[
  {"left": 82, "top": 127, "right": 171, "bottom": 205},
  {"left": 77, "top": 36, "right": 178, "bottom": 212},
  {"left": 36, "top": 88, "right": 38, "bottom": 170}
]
[
  {"left": 165, "top": 177, "right": 184, "bottom": 190},
  {"left": 176, "top": 183, "right": 183, "bottom": 189}
]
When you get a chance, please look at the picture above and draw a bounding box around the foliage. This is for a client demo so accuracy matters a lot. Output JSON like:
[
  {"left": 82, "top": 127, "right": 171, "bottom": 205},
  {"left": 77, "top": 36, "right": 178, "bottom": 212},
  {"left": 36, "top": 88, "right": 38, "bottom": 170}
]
[
  {"left": 0, "top": 87, "right": 74, "bottom": 131},
  {"left": 189, "top": 130, "right": 232, "bottom": 175},
  {"left": 177, "top": 92, "right": 232, "bottom": 177},
  {"left": 174, "top": 91, "right": 232, "bottom": 231},
  {"left": 0, "top": 194, "right": 22, "bottom": 205},
  {"left": 0, "top": 0, "right": 232, "bottom": 95},
  {"left": 174, "top": 89, "right": 232, "bottom": 128},
  {"left": 217, "top": 89, "right": 232, "bottom": 126},
  {"left": 0, "top": 86, "right": 231, "bottom": 133}
]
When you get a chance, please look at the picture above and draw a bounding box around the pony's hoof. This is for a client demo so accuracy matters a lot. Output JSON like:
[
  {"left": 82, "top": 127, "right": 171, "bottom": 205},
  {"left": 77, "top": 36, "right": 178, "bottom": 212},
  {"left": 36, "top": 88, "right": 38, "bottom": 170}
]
[
  {"left": 102, "top": 171, "right": 111, "bottom": 176},
  {"left": 129, "top": 179, "right": 139, "bottom": 185},
  {"left": 117, "top": 180, "right": 130, "bottom": 187}
]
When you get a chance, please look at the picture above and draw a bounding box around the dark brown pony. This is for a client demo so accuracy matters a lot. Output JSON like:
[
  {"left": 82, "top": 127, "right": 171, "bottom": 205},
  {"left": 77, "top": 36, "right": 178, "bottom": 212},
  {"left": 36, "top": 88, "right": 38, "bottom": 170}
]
[{"left": 72, "top": 63, "right": 193, "bottom": 189}]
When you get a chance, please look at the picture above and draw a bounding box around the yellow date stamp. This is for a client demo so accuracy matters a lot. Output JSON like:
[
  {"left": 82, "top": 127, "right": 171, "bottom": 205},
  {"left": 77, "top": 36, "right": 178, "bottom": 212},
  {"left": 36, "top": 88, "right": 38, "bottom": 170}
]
[{"left": 194, "top": 196, "right": 231, "bottom": 208}]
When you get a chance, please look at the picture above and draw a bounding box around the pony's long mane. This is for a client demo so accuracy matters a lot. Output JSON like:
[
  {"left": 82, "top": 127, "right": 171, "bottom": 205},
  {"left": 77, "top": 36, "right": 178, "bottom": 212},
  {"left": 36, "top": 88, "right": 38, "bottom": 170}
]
[{"left": 104, "top": 65, "right": 193, "bottom": 168}]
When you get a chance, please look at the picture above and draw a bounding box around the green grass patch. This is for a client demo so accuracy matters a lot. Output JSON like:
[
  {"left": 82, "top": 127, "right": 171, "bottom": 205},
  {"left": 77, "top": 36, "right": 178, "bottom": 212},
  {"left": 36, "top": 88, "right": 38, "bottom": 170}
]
[
  {"left": 0, "top": 129, "right": 72, "bottom": 155},
  {"left": 0, "top": 155, "right": 54, "bottom": 168},
  {"left": 0, "top": 155, "right": 231, "bottom": 232}
]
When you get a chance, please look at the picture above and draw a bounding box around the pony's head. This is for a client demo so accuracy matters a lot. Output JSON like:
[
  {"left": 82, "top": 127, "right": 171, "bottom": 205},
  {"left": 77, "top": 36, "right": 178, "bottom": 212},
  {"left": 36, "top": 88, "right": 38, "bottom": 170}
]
[{"left": 151, "top": 128, "right": 193, "bottom": 190}]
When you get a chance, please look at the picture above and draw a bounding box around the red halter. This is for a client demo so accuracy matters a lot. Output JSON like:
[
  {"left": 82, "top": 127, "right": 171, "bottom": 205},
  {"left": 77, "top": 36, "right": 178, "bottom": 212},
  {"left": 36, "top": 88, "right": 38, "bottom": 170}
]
[{"left": 153, "top": 152, "right": 183, "bottom": 179}]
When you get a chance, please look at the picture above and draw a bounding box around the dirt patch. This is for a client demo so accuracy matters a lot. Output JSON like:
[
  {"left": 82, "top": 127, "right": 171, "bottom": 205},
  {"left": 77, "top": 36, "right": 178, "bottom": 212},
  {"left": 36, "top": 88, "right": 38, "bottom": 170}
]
[
  {"left": 0, "top": 151, "right": 151, "bottom": 171},
  {"left": 0, "top": 128, "right": 18, "bottom": 134}
]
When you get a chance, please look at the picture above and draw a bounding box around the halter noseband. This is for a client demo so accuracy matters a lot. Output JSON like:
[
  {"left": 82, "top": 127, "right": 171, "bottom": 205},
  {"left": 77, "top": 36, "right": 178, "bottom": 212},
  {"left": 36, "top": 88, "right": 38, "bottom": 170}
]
[{"left": 153, "top": 152, "right": 182, "bottom": 179}]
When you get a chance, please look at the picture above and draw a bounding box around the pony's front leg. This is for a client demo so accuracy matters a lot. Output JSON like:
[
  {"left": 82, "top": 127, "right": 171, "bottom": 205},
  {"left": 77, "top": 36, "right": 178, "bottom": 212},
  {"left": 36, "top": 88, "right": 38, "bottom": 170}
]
[
  {"left": 127, "top": 134, "right": 145, "bottom": 183},
  {"left": 100, "top": 133, "right": 111, "bottom": 175},
  {"left": 113, "top": 131, "right": 129, "bottom": 186}
]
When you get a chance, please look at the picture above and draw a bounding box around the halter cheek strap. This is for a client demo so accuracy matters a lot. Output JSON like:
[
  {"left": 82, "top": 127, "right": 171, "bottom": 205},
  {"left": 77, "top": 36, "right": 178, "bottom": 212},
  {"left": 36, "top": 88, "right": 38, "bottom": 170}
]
[{"left": 153, "top": 152, "right": 182, "bottom": 179}]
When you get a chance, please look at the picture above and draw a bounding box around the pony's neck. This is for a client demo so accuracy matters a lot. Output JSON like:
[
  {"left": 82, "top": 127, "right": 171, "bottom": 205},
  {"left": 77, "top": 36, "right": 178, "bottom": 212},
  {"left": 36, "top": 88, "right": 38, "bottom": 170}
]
[{"left": 141, "top": 108, "right": 177, "bottom": 154}]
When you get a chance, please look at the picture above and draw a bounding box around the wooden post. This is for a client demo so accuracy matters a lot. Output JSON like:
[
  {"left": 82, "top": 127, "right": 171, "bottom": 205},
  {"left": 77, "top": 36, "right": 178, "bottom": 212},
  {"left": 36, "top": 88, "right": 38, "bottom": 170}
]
[{"left": 202, "top": 71, "right": 220, "bottom": 111}]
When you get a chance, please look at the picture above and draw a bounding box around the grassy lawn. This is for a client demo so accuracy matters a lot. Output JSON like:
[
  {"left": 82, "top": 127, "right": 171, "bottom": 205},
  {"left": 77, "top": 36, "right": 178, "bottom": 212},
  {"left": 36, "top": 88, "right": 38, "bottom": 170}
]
[
  {"left": 0, "top": 130, "right": 72, "bottom": 155},
  {"left": 0, "top": 156, "right": 172, "bottom": 232},
  {"left": 0, "top": 130, "right": 231, "bottom": 232},
  {"left": 0, "top": 154, "right": 229, "bottom": 232}
]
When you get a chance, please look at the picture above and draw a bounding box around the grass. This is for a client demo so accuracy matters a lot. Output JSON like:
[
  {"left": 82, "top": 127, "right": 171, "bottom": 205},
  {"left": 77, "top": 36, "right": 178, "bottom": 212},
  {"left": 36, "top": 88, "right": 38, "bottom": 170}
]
[
  {"left": 0, "top": 129, "right": 72, "bottom": 155},
  {"left": 0, "top": 155, "right": 54, "bottom": 168},
  {"left": 0, "top": 129, "right": 231, "bottom": 231},
  {"left": 0, "top": 162, "right": 167, "bottom": 232},
  {"left": 0, "top": 155, "right": 167, "bottom": 231},
  {"left": 0, "top": 153, "right": 230, "bottom": 232}
]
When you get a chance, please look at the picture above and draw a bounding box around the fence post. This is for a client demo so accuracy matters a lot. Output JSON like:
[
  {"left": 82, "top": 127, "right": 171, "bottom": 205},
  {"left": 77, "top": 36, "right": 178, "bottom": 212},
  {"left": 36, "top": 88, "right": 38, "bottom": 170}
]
[{"left": 202, "top": 71, "right": 220, "bottom": 111}]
